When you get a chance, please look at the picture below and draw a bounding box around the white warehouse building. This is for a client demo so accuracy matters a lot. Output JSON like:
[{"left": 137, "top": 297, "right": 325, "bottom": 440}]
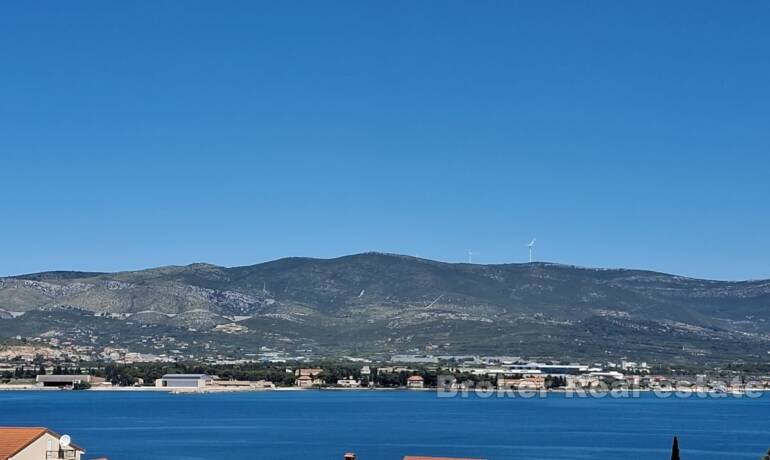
[{"left": 155, "top": 373, "right": 212, "bottom": 388}]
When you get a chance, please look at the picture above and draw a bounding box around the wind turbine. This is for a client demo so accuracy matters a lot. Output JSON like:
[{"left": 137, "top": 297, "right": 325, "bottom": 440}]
[
  {"left": 527, "top": 238, "right": 536, "bottom": 263},
  {"left": 467, "top": 250, "right": 479, "bottom": 264}
]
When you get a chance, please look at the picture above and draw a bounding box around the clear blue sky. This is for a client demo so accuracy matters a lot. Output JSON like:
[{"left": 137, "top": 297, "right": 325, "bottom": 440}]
[{"left": 1, "top": 1, "right": 769, "bottom": 280}]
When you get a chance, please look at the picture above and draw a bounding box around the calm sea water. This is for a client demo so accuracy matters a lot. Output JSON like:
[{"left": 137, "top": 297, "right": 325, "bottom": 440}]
[{"left": 0, "top": 390, "right": 768, "bottom": 460}]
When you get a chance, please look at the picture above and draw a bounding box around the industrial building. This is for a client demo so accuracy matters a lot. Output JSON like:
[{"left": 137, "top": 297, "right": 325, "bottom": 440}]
[
  {"left": 154, "top": 373, "right": 212, "bottom": 388},
  {"left": 35, "top": 375, "right": 106, "bottom": 388}
]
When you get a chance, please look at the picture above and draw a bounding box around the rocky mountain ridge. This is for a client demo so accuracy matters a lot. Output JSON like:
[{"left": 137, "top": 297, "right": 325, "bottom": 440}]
[{"left": 1, "top": 253, "right": 768, "bottom": 362}]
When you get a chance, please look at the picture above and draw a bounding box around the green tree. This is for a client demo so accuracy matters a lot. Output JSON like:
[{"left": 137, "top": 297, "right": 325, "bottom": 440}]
[{"left": 671, "top": 436, "right": 680, "bottom": 460}]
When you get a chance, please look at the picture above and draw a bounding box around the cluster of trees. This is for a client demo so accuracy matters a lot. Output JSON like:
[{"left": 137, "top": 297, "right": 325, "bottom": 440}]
[
  {"left": 2, "top": 360, "right": 577, "bottom": 390},
  {"left": 84, "top": 363, "right": 576, "bottom": 389},
  {"left": 1, "top": 366, "right": 39, "bottom": 381},
  {"left": 545, "top": 375, "right": 567, "bottom": 388},
  {"left": 38, "top": 365, "right": 85, "bottom": 375},
  {"left": 1, "top": 364, "right": 88, "bottom": 383},
  {"left": 373, "top": 370, "right": 430, "bottom": 387},
  {"left": 88, "top": 362, "right": 297, "bottom": 386},
  {"left": 78, "top": 362, "right": 441, "bottom": 387},
  {"left": 374, "top": 371, "right": 413, "bottom": 387},
  {"left": 310, "top": 361, "right": 367, "bottom": 385}
]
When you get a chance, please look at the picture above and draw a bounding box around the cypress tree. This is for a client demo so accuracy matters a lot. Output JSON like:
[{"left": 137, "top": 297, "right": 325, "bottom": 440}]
[{"left": 671, "top": 436, "right": 680, "bottom": 460}]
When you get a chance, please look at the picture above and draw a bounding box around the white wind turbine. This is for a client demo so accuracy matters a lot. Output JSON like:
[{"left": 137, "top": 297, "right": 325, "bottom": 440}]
[
  {"left": 467, "top": 250, "right": 479, "bottom": 264},
  {"left": 527, "top": 238, "right": 536, "bottom": 263}
]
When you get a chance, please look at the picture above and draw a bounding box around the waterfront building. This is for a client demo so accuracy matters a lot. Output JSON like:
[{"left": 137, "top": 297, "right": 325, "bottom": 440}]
[
  {"left": 35, "top": 375, "right": 106, "bottom": 388},
  {"left": 296, "top": 375, "right": 313, "bottom": 387},
  {"left": 211, "top": 378, "right": 275, "bottom": 389},
  {"left": 293, "top": 369, "right": 324, "bottom": 387},
  {"left": 337, "top": 377, "right": 361, "bottom": 388},
  {"left": 407, "top": 375, "right": 424, "bottom": 389},
  {"left": 295, "top": 368, "right": 323, "bottom": 378},
  {"left": 496, "top": 375, "right": 545, "bottom": 390},
  {"left": 0, "top": 427, "right": 85, "bottom": 460},
  {"left": 154, "top": 374, "right": 212, "bottom": 388}
]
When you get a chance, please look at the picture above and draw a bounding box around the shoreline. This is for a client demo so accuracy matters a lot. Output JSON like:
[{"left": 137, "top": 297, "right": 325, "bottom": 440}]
[{"left": 2, "top": 384, "right": 766, "bottom": 396}]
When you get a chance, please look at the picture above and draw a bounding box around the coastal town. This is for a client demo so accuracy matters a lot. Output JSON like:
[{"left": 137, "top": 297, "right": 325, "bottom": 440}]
[{"left": 1, "top": 338, "right": 767, "bottom": 394}]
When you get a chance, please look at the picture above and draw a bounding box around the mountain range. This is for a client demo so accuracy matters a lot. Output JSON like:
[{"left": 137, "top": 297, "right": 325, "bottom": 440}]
[{"left": 1, "top": 253, "right": 769, "bottom": 363}]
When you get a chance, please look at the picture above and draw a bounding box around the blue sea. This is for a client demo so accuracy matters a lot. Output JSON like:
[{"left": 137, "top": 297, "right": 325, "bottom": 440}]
[{"left": 0, "top": 390, "right": 768, "bottom": 460}]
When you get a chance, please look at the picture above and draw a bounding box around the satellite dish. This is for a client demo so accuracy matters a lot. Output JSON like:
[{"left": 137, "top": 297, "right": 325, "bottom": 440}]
[{"left": 59, "top": 435, "right": 71, "bottom": 448}]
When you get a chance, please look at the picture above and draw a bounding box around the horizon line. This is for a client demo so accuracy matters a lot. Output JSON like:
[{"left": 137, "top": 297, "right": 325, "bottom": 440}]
[{"left": 3, "top": 251, "right": 766, "bottom": 284}]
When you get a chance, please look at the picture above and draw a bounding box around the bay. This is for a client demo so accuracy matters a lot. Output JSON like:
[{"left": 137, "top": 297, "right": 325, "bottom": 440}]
[{"left": 0, "top": 391, "right": 768, "bottom": 460}]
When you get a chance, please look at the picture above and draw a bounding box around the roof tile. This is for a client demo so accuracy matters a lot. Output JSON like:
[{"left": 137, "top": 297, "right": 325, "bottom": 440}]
[
  {"left": 0, "top": 427, "right": 84, "bottom": 460},
  {"left": 0, "top": 427, "right": 48, "bottom": 460}
]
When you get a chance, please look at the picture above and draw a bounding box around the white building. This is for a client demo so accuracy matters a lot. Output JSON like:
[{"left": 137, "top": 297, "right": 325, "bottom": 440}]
[
  {"left": 35, "top": 375, "right": 106, "bottom": 388},
  {"left": 391, "top": 354, "right": 439, "bottom": 364},
  {"left": 155, "top": 373, "right": 212, "bottom": 388},
  {"left": 407, "top": 375, "right": 424, "bottom": 389},
  {"left": 589, "top": 371, "right": 625, "bottom": 381},
  {"left": 337, "top": 377, "right": 361, "bottom": 388}
]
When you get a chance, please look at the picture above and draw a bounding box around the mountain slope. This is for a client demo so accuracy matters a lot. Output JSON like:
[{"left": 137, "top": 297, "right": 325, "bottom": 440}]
[{"left": 1, "top": 253, "right": 769, "bottom": 362}]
